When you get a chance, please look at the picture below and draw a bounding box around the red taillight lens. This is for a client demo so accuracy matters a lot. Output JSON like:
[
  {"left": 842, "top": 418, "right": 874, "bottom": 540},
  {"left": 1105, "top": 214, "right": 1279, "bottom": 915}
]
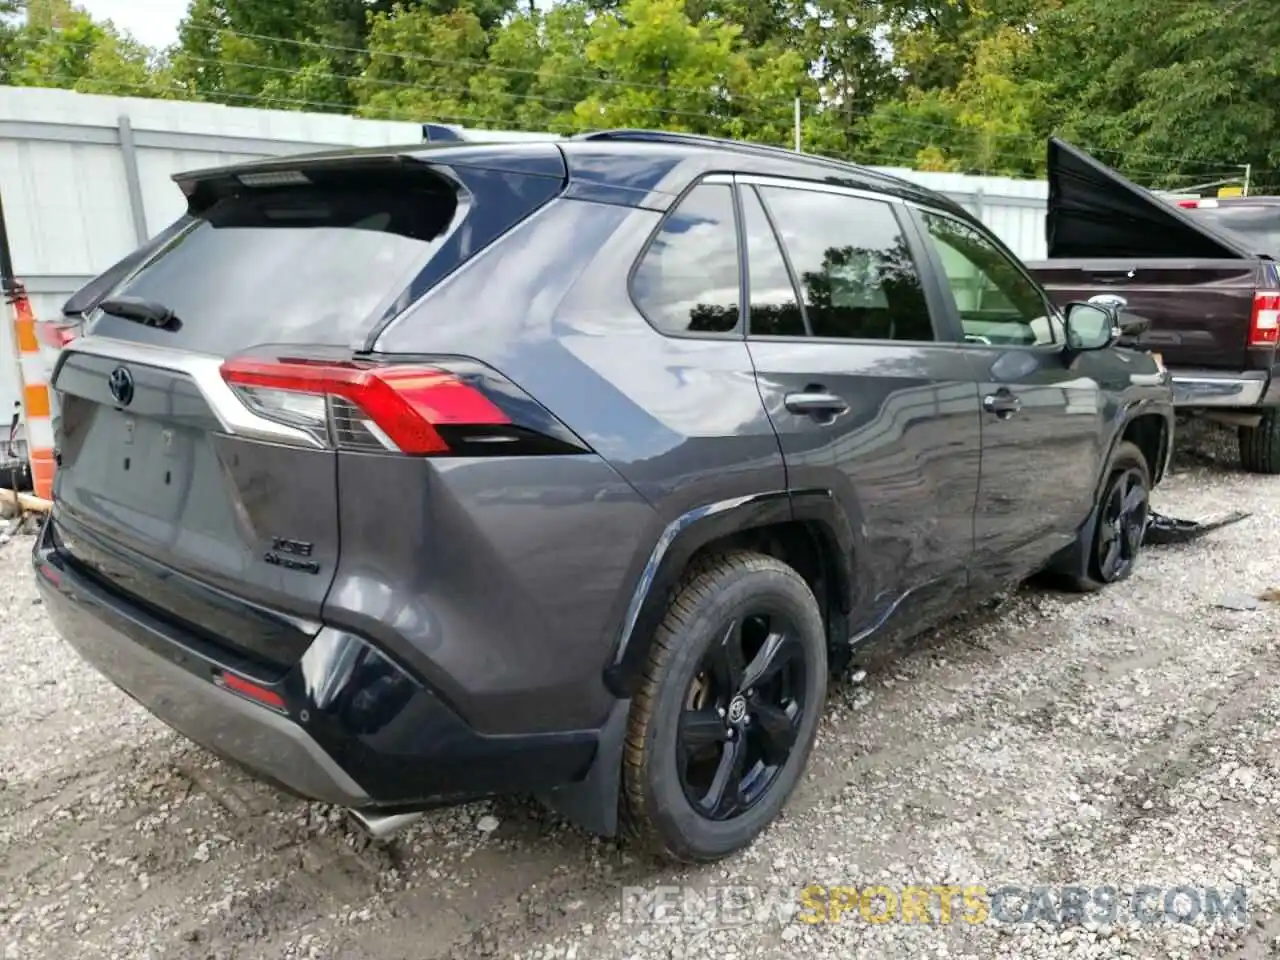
[
  {"left": 219, "top": 355, "right": 511, "bottom": 455},
  {"left": 35, "top": 321, "right": 81, "bottom": 349},
  {"left": 1251, "top": 291, "right": 1280, "bottom": 347},
  {"left": 1177, "top": 199, "right": 1199, "bottom": 208},
  {"left": 215, "top": 671, "right": 287, "bottom": 711}
]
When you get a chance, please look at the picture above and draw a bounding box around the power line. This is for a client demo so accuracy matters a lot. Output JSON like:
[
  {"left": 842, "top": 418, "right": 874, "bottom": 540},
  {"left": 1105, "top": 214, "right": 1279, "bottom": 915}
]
[
  {"left": 182, "top": 21, "right": 790, "bottom": 107},
  {"left": 30, "top": 71, "right": 1233, "bottom": 189},
  {"left": 171, "top": 21, "right": 1251, "bottom": 174},
  {"left": 21, "top": 27, "right": 1253, "bottom": 184},
  {"left": 108, "top": 39, "right": 802, "bottom": 128}
]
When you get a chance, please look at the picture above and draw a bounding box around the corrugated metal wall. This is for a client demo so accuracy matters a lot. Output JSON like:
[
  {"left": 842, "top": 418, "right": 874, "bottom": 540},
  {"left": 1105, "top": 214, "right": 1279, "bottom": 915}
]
[
  {"left": 870, "top": 166, "right": 1049, "bottom": 261},
  {"left": 0, "top": 84, "right": 1051, "bottom": 429}
]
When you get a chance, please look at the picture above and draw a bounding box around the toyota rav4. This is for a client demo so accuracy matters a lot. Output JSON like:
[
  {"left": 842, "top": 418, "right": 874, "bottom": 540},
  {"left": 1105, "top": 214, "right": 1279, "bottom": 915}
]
[{"left": 34, "top": 131, "right": 1173, "bottom": 863}]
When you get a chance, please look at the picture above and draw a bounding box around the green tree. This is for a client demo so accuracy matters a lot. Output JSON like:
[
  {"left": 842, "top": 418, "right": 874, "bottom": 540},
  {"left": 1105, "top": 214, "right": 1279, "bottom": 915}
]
[
  {"left": 573, "top": 0, "right": 808, "bottom": 141},
  {"left": 356, "top": 3, "right": 490, "bottom": 122},
  {"left": 1033, "top": 0, "right": 1280, "bottom": 186},
  {"left": 8, "top": 0, "right": 163, "bottom": 97},
  {"left": 170, "top": 0, "right": 366, "bottom": 109}
]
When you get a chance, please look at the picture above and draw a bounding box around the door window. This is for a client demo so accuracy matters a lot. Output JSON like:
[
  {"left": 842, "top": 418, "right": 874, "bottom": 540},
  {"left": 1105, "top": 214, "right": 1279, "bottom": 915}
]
[
  {"left": 919, "top": 211, "right": 1058, "bottom": 347},
  {"left": 756, "top": 186, "right": 935, "bottom": 342},
  {"left": 632, "top": 183, "right": 742, "bottom": 335},
  {"left": 741, "top": 186, "right": 805, "bottom": 337}
]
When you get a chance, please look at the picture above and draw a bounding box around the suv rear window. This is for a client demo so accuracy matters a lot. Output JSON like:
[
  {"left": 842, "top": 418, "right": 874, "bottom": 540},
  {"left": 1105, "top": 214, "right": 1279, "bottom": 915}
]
[
  {"left": 87, "top": 179, "right": 460, "bottom": 354},
  {"left": 1185, "top": 204, "right": 1280, "bottom": 258}
]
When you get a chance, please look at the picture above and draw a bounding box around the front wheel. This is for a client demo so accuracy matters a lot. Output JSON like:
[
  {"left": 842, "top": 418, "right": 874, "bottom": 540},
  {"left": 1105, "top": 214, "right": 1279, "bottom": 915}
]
[
  {"left": 1066, "top": 440, "right": 1151, "bottom": 593},
  {"left": 621, "top": 551, "right": 827, "bottom": 863}
]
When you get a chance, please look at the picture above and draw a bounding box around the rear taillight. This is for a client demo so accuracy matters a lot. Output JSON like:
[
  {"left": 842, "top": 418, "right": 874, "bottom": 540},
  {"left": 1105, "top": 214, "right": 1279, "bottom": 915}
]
[
  {"left": 219, "top": 354, "right": 588, "bottom": 457},
  {"left": 1250, "top": 291, "right": 1280, "bottom": 347},
  {"left": 35, "top": 320, "right": 81, "bottom": 349}
]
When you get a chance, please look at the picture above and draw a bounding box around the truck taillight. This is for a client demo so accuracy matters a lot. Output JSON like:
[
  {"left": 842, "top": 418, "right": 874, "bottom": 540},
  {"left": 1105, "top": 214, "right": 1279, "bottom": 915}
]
[
  {"left": 1250, "top": 291, "right": 1280, "bottom": 347},
  {"left": 219, "top": 354, "right": 589, "bottom": 457}
]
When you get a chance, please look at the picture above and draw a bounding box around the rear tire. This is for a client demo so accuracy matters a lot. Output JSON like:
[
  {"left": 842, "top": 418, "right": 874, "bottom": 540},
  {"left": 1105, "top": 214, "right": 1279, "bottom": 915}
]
[
  {"left": 1063, "top": 440, "right": 1151, "bottom": 593},
  {"left": 1239, "top": 409, "right": 1280, "bottom": 474},
  {"left": 621, "top": 551, "right": 827, "bottom": 863}
]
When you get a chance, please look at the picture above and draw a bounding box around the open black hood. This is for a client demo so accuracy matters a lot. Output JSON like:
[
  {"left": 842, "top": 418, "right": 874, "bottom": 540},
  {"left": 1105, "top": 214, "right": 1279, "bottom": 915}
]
[{"left": 1046, "top": 137, "right": 1259, "bottom": 260}]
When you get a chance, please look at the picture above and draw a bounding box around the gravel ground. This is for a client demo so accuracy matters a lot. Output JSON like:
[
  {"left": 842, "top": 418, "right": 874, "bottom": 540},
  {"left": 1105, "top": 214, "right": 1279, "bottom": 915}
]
[{"left": 5, "top": 419, "right": 1280, "bottom": 960}]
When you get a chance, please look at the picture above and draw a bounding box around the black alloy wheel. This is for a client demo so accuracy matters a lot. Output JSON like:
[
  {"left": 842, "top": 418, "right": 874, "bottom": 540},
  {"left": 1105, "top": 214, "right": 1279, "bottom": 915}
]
[
  {"left": 1096, "top": 464, "right": 1149, "bottom": 582},
  {"left": 621, "top": 551, "right": 827, "bottom": 863},
  {"left": 677, "top": 610, "right": 807, "bottom": 821}
]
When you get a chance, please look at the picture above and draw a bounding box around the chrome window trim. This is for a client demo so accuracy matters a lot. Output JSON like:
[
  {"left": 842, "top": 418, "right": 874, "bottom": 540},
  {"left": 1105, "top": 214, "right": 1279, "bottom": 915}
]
[
  {"left": 57, "top": 336, "right": 326, "bottom": 449},
  {"left": 732, "top": 173, "right": 903, "bottom": 206}
]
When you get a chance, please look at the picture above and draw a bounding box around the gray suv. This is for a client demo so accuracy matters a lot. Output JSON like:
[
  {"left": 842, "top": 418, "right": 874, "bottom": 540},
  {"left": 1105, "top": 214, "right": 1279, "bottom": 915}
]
[{"left": 34, "top": 131, "right": 1174, "bottom": 863}]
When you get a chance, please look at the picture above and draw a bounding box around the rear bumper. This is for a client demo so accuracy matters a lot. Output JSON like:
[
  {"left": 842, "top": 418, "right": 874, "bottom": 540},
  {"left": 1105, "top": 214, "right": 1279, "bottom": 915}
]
[
  {"left": 32, "top": 518, "right": 601, "bottom": 811},
  {"left": 1170, "top": 369, "right": 1268, "bottom": 407}
]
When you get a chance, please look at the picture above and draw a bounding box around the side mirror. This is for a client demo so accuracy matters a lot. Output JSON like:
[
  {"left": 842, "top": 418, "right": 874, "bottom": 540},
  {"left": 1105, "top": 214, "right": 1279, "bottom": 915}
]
[{"left": 1063, "top": 301, "right": 1120, "bottom": 351}]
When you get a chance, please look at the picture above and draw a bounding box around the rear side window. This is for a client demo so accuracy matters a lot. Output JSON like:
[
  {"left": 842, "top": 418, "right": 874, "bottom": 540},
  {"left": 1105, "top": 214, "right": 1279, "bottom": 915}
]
[
  {"left": 757, "top": 186, "right": 934, "bottom": 342},
  {"left": 632, "top": 183, "right": 741, "bottom": 335}
]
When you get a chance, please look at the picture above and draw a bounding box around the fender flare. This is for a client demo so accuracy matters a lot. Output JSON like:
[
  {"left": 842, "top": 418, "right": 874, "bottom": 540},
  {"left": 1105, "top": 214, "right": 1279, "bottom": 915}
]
[
  {"left": 601, "top": 488, "right": 856, "bottom": 699},
  {"left": 1092, "top": 398, "right": 1173, "bottom": 500}
]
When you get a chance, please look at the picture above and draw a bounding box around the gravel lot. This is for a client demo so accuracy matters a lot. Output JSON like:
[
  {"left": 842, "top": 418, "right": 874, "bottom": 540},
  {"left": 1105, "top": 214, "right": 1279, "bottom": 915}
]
[{"left": 5, "top": 421, "right": 1280, "bottom": 960}]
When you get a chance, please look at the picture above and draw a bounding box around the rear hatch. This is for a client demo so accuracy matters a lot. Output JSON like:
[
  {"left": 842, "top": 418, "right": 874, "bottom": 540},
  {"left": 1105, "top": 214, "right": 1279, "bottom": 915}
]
[
  {"left": 50, "top": 146, "right": 567, "bottom": 673},
  {"left": 1028, "top": 138, "right": 1275, "bottom": 371}
]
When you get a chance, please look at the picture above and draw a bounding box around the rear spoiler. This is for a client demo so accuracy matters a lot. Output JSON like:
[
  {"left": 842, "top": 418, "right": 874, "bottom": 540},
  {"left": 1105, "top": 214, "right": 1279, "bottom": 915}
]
[{"left": 1046, "top": 137, "right": 1265, "bottom": 260}]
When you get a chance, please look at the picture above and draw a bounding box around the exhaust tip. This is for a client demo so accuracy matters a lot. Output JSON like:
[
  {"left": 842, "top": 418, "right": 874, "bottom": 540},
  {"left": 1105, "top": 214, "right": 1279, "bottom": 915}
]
[{"left": 347, "top": 809, "right": 424, "bottom": 842}]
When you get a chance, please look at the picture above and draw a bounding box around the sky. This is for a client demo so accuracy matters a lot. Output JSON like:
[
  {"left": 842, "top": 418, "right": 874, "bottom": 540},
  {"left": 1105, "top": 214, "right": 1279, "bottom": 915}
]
[{"left": 81, "top": 0, "right": 187, "bottom": 50}]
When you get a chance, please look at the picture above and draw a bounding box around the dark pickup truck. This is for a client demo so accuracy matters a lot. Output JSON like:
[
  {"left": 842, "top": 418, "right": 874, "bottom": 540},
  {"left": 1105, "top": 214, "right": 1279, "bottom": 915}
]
[{"left": 1026, "top": 139, "right": 1280, "bottom": 472}]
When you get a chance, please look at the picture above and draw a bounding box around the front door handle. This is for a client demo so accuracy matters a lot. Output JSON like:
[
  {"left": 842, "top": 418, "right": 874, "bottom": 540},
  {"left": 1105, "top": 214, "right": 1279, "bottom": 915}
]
[
  {"left": 982, "top": 390, "right": 1022, "bottom": 418},
  {"left": 784, "top": 391, "right": 849, "bottom": 417}
]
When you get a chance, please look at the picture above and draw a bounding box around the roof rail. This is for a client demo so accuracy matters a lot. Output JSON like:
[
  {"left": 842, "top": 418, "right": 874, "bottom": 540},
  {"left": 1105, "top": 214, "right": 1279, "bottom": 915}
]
[{"left": 576, "top": 129, "right": 867, "bottom": 175}]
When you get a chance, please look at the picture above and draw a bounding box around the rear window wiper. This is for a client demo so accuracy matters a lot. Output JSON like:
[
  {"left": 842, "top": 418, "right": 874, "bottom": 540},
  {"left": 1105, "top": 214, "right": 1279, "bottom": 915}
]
[{"left": 97, "top": 296, "right": 182, "bottom": 332}]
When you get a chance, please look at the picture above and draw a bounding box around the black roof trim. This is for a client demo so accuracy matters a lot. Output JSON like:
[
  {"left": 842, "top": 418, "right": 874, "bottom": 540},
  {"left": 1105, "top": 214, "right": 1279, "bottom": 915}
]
[
  {"left": 578, "top": 129, "right": 879, "bottom": 179},
  {"left": 574, "top": 128, "right": 968, "bottom": 215}
]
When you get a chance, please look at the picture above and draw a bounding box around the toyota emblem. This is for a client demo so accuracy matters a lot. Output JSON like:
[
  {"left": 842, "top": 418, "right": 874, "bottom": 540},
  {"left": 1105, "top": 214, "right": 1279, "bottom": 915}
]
[{"left": 108, "top": 366, "right": 134, "bottom": 406}]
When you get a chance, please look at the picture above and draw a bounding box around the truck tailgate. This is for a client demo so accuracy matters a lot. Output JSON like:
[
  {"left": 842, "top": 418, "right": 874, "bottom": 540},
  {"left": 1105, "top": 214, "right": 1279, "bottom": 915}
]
[{"left": 1026, "top": 257, "right": 1267, "bottom": 371}]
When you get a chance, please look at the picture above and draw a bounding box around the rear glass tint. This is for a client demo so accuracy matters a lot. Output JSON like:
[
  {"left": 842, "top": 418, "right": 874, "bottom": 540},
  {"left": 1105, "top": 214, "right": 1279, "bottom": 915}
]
[
  {"left": 86, "top": 182, "right": 459, "bottom": 354},
  {"left": 1186, "top": 205, "right": 1280, "bottom": 258}
]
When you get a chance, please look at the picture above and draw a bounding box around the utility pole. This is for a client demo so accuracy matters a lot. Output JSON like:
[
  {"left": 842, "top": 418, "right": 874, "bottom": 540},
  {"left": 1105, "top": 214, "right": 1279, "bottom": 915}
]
[{"left": 1243, "top": 163, "right": 1252, "bottom": 197}]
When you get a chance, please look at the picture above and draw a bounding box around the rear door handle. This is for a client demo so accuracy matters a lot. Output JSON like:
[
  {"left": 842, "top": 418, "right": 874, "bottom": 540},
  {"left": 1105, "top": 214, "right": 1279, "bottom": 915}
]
[
  {"left": 982, "top": 390, "right": 1022, "bottom": 417},
  {"left": 784, "top": 391, "right": 849, "bottom": 416}
]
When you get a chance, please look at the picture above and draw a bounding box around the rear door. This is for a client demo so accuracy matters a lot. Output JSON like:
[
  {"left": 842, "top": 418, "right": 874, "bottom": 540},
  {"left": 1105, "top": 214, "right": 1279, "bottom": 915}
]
[
  {"left": 50, "top": 151, "right": 565, "bottom": 670},
  {"left": 738, "top": 175, "right": 982, "bottom": 641},
  {"left": 908, "top": 204, "right": 1105, "bottom": 585}
]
